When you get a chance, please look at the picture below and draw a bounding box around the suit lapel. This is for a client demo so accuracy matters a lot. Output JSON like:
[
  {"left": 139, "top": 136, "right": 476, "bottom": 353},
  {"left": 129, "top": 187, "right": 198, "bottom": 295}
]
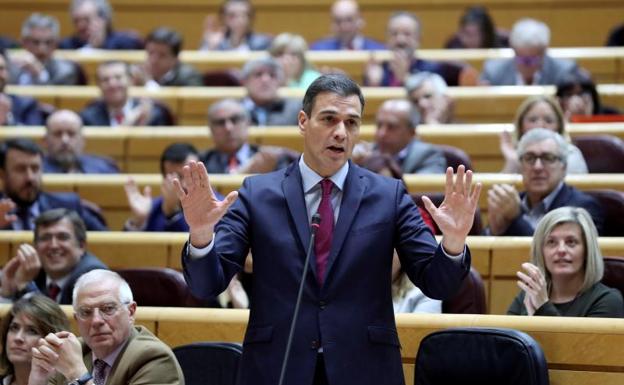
[
  {"left": 324, "top": 164, "right": 366, "bottom": 283},
  {"left": 282, "top": 163, "right": 317, "bottom": 281}
]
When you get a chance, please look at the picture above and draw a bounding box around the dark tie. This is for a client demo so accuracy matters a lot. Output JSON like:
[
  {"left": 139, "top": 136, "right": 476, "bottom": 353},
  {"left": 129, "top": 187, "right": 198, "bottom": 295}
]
[
  {"left": 93, "top": 359, "right": 108, "bottom": 385},
  {"left": 47, "top": 283, "right": 61, "bottom": 301},
  {"left": 17, "top": 208, "right": 31, "bottom": 230},
  {"left": 315, "top": 179, "right": 334, "bottom": 286}
]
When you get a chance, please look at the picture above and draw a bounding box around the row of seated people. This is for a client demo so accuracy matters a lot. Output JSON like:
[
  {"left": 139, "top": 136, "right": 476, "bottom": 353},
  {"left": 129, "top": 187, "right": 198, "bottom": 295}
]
[{"left": 2, "top": 5, "right": 621, "bottom": 91}]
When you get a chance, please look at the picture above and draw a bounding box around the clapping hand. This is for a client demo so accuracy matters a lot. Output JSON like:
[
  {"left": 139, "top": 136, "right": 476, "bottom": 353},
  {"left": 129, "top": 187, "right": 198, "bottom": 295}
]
[{"left": 517, "top": 262, "right": 549, "bottom": 315}]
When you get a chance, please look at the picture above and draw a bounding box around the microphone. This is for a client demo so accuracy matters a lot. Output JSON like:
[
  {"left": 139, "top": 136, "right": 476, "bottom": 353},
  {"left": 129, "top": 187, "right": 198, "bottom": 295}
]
[{"left": 278, "top": 213, "right": 321, "bottom": 385}]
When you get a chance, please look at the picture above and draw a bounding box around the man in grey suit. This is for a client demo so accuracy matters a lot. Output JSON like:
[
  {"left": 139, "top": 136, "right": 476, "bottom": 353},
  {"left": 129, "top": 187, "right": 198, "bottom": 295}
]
[
  {"left": 241, "top": 57, "right": 301, "bottom": 126},
  {"left": 374, "top": 99, "right": 446, "bottom": 174},
  {"left": 11, "top": 13, "right": 82, "bottom": 86},
  {"left": 480, "top": 18, "right": 577, "bottom": 86}
]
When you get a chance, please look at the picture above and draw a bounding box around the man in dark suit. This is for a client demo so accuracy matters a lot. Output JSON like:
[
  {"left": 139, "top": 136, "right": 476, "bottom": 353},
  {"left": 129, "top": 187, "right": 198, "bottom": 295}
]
[
  {"left": 137, "top": 27, "right": 203, "bottom": 87},
  {"left": 374, "top": 99, "right": 446, "bottom": 174},
  {"left": 43, "top": 109, "right": 119, "bottom": 174},
  {"left": 0, "top": 50, "right": 45, "bottom": 126},
  {"left": 480, "top": 18, "right": 578, "bottom": 85},
  {"left": 80, "top": 61, "right": 173, "bottom": 126},
  {"left": 0, "top": 208, "right": 108, "bottom": 304},
  {"left": 240, "top": 58, "right": 301, "bottom": 126},
  {"left": 0, "top": 138, "right": 108, "bottom": 231},
  {"left": 202, "top": 98, "right": 298, "bottom": 174},
  {"left": 487, "top": 128, "right": 604, "bottom": 236},
  {"left": 175, "top": 74, "right": 481, "bottom": 385},
  {"left": 310, "top": 0, "right": 385, "bottom": 51},
  {"left": 59, "top": 0, "right": 143, "bottom": 50},
  {"left": 11, "top": 13, "right": 82, "bottom": 86}
]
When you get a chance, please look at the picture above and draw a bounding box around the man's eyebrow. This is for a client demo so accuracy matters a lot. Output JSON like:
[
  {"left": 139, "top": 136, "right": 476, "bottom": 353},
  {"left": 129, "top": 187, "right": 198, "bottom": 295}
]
[{"left": 317, "top": 109, "right": 362, "bottom": 120}]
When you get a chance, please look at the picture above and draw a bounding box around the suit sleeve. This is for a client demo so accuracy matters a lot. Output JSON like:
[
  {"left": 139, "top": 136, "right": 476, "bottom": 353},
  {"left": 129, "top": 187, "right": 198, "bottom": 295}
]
[
  {"left": 394, "top": 182, "right": 470, "bottom": 300},
  {"left": 414, "top": 147, "right": 447, "bottom": 174}
]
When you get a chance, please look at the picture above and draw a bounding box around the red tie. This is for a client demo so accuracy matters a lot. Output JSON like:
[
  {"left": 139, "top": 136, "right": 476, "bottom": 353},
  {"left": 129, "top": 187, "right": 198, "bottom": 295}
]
[
  {"left": 315, "top": 179, "right": 334, "bottom": 286},
  {"left": 227, "top": 154, "right": 239, "bottom": 173},
  {"left": 47, "top": 283, "right": 61, "bottom": 301},
  {"left": 114, "top": 112, "right": 124, "bottom": 125}
]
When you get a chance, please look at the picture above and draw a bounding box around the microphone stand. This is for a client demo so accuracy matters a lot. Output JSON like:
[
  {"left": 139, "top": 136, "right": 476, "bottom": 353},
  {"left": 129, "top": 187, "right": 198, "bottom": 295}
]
[{"left": 277, "top": 213, "right": 321, "bottom": 385}]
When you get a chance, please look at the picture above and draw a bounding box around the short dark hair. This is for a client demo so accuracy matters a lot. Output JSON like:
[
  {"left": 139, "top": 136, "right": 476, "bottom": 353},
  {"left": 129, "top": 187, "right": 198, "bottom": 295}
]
[
  {"left": 0, "top": 138, "right": 43, "bottom": 170},
  {"left": 0, "top": 294, "right": 69, "bottom": 377},
  {"left": 159, "top": 142, "right": 198, "bottom": 175},
  {"left": 302, "top": 74, "right": 365, "bottom": 116},
  {"left": 146, "top": 27, "right": 183, "bottom": 57},
  {"left": 34, "top": 208, "right": 87, "bottom": 246}
]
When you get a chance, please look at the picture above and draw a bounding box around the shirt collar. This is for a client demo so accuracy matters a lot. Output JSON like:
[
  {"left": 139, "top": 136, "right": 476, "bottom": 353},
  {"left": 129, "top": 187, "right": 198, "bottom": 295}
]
[
  {"left": 299, "top": 155, "right": 349, "bottom": 193},
  {"left": 522, "top": 181, "right": 565, "bottom": 211}
]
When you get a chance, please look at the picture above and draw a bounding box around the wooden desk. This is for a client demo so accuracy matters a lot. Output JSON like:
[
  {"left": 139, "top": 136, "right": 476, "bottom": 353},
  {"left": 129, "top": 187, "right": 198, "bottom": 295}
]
[{"left": 6, "top": 84, "right": 624, "bottom": 125}]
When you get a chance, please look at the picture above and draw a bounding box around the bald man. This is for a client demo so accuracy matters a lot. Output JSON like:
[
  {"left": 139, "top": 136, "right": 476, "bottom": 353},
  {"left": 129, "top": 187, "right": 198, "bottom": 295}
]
[
  {"left": 374, "top": 99, "right": 446, "bottom": 174},
  {"left": 43, "top": 109, "right": 119, "bottom": 173},
  {"left": 310, "top": 0, "right": 385, "bottom": 50}
]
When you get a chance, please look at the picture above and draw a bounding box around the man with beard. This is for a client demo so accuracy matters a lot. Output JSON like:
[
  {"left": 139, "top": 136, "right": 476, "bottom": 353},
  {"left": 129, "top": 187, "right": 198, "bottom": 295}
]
[
  {"left": 0, "top": 208, "right": 108, "bottom": 304},
  {"left": 43, "top": 109, "right": 119, "bottom": 174},
  {"left": 0, "top": 138, "right": 108, "bottom": 231}
]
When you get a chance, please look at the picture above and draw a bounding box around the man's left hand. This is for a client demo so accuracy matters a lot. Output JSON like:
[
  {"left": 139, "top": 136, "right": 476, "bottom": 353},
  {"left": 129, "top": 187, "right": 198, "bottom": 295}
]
[{"left": 422, "top": 165, "right": 482, "bottom": 254}]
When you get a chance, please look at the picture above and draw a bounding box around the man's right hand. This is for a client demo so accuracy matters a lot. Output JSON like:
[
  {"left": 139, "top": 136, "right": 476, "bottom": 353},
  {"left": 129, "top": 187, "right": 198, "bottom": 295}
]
[
  {"left": 1, "top": 244, "right": 41, "bottom": 298},
  {"left": 173, "top": 160, "right": 238, "bottom": 248},
  {"left": 0, "top": 198, "right": 17, "bottom": 228},
  {"left": 124, "top": 177, "right": 152, "bottom": 229}
]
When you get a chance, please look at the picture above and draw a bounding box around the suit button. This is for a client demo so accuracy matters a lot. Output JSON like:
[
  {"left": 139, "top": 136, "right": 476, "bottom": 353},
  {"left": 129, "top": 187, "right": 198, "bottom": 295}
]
[
  {"left": 311, "top": 340, "right": 320, "bottom": 350},
  {"left": 319, "top": 301, "right": 326, "bottom": 310}
]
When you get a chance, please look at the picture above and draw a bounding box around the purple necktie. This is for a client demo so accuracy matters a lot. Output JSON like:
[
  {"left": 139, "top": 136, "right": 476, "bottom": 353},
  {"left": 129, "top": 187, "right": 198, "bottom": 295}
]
[
  {"left": 93, "top": 359, "right": 108, "bottom": 385},
  {"left": 315, "top": 179, "right": 334, "bottom": 286}
]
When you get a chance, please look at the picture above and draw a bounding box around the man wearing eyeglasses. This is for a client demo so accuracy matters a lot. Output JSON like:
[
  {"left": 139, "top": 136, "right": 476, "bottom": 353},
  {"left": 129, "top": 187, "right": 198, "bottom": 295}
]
[
  {"left": 10, "top": 13, "right": 82, "bottom": 86},
  {"left": 487, "top": 128, "right": 604, "bottom": 236},
  {"left": 480, "top": 18, "right": 578, "bottom": 86},
  {"left": 202, "top": 98, "right": 298, "bottom": 174},
  {"left": 28, "top": 269, "right": 184, "bottom": 385},
  {"left": 0, "top": 208, "right": 108, "bottom": 304}
]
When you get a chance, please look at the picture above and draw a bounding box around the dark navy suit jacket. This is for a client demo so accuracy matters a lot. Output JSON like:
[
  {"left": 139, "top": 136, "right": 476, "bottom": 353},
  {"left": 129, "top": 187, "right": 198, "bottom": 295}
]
[
  {"left": 7, "top": 94, "right": 45, "bottom": 126},
  {"left": 59, "top": 31, "right": 143, "bottom": 50},
  {"left": 310, "top": 36, "right": 385, "bottom": 50},
  {"left": 183, "top": 161, "right": 469, "bottom": 385},
  {"left": 79, "top": 99, "right": 173, "bottom": 126},
  {"left": 503, "top": 183, "right": 605, "bottom": 236},
  {"left": 43, "top": 154, "right": 119, "bottom": 174}
]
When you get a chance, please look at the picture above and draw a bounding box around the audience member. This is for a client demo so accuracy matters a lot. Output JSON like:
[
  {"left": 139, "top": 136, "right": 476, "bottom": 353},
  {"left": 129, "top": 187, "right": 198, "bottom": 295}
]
[
  {"left": 0, "top": 295, "right": 70, "bottom": 384},
  {"left": 43, "top": 109, "right": 119, "bottom": 174},
  {"left": 445, "top": 6, "right": 508, "bottom": 49},
  {"left": 606, "top": 23, "right": 624, "bottom": 46},
  {"left": 269, "top": 33, "right": 321, "bottom": 89},
  {"left": 405, "top": 72, "right": 454, "bottom": 124},
  {"left": 80, "top": 61, "right": 173, "bottom": 126},
  {"left": 0, "top": 50, "right": 45, "bottom": 126},
  {"left": 310, "top": 0, "right": 385, "bottom": 51},
  {"left": 0, "top": 36, "right": 19, "bottom": 51},
  {"left": 0, "top": 138, "right": 108, "bottom": 231},
  {"left": 508, "top": 206, "right": 623, "bottom": 317},
  {"left": 0, "top": 208, "right": 108, "bottom": 303},
  {"left": 59, "top": 0, "right": 143, "bottom": 50},
  {"left": 364, "top": 12, "right": 442, "bottom": 87},
  {"left": 124, "top": 142, "right": 200, "bottom": 232},
  {"left": 133, "top": 27, "right": 203, "bottom": 88},
  {"left": 481, "top": 18, "right": 578, "bottom": 85},
  {"left": 199, "top": 0, "right": 272, "bottom": 51},
  {"left": 487, "top": 128, "right": 603, "bottom": 236},
  {"left": 555, "top": 70, "right": 621, "bottom": 121},
  {"left": 202, "top": 98, "right": 297, "bottom": 173},
  {"left": 28, "top": 269, "right": 184, "bottom": 385},
  {"left": 500, "top": 96, "right": 588, "bottom": 173},
  {"left": 240, "top": 57, "right": 301, "bottom": 126},
  {"left": 372, "top": 99, "right": 446, "bottom": 173},
  {"left": 10, "top": 13, "right": 82, "bottom": 86},
  {"left": 392, "top": 253, "right": 441, "bottom": 313}
]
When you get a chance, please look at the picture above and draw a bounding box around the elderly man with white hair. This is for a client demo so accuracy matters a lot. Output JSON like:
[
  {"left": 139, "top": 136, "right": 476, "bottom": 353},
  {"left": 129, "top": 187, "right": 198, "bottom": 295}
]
[
  {"left": 480, "top": 18, "right": 578, "bottom": 85},
  {"left": 405, "top": 72, "right": 454, "bottom": 124}
]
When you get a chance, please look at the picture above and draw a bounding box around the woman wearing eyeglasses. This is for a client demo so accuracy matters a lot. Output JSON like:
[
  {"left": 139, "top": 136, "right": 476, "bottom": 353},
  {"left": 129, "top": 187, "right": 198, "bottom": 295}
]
[
  {"left": 507, "top": 207, "right": 623, "bottom": 317},
  {"left": 0, "top": 294, "right": 70, "bottom": 385},
  {"left": 500, "top": 95, "right": 588, "bottom": 174}
]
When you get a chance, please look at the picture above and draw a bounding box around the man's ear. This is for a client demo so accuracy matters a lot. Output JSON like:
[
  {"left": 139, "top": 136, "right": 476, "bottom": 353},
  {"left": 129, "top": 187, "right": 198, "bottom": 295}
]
[{"left": 298, "top": 110, "right": 308, "bottom": 134}]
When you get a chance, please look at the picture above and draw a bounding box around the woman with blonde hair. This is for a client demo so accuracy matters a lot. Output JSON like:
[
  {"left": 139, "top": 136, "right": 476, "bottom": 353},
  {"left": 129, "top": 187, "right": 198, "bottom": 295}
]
[
  {"left": 269, "top": 32, "right": 321, "bottom": 89},
  {"left": 508, "top": 206, "right": 623, "bottom": 317},
  {"left": 500, "top": 95, "right": 588, "bottom": 173},
  {"left": 0, "top": 294, "right": 70, "bottom": 385}
]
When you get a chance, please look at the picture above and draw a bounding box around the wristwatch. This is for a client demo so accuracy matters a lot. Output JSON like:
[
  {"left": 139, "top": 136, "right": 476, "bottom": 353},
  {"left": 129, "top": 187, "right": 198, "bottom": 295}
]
[{"left": 68, "top": 373, "right": 93, "bottom": 385}]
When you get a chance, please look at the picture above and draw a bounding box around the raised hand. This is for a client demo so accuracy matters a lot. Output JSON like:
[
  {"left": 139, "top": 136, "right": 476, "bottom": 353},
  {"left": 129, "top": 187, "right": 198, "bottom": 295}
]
[
  {"left": 201, "top": 15, "right": 225, "bottom": 50},
  {"left": 364, "top": 53, "right": 383, "bottom": 86},
  {"left": 500, "top": 130, "right": 520, "bottom": 173},
  {"left": 124, "top": 177, "right": 152, "bottom": 229},
  {"left": 486, "top": 184, "right": 521, "bottom": 235},
  {"left": 517, "top": 262, "right": 549, "bottom": 315},
  {"left": 0, "top": 244, "right": 41, "bottom": 298},
  {"left": 161, "top": 173, "right": 182, "bottom": 217},
  {"left": 422, "top": 165, "right": 482, "bottom": 255},
  {"left": 172, "top": 160, "right": 238, "bottom": 247},
  {"left": 0, "top": 198, "right": 17, "bottom": 228}
]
